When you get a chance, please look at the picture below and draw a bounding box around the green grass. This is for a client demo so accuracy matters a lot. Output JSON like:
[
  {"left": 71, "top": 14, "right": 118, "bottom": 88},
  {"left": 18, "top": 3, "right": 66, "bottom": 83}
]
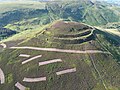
[
  {"left": 0, "top": 2, "right": 46, "bottom": 14},
  {"left": 6, "top": 73, "right": 13, "bottom": 84},
  {"left": 0, "top": 2, "right": 120, "bottom": 88},
  {"left": 2, "top": 24, "right": 49, "bottom": 42},
  {"left": 0, "top": 33, "right": 119, "bottom": 90},
  {"left": 0, "top": 0, "right": 120, "bottom": 41}
]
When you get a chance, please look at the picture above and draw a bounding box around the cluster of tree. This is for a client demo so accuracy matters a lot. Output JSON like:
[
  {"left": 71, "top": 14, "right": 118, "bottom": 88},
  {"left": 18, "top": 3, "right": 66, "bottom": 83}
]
[{"left": 0, "top": 28, "right": 17, "bottom": 40}]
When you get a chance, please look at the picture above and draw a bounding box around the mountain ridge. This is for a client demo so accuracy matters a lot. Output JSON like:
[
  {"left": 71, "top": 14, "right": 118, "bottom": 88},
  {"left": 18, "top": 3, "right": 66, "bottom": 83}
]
[
  {"left": 0, "top": 0, "right": 120, "bottom": 90},
  {"left": 0, "top": 20, "right": 120, "bottom": 90}
]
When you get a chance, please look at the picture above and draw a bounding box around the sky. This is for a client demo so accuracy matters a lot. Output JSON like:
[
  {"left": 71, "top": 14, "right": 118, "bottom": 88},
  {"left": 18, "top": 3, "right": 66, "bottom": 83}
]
[{"left": 0, "top": 0, "right": 120, "bottom": 2}]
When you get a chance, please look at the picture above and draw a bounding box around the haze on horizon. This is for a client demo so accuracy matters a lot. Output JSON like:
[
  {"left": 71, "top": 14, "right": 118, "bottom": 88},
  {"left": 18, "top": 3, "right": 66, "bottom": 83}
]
[{"left": 0, "top": 0, "right": 120, "bottom": 2}]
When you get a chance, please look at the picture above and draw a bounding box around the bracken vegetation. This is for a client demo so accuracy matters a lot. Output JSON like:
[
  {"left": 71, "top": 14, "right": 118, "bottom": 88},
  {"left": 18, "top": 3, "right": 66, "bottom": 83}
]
[
  {"left": 0, "top": 0, "right": 120, "bottom": 40},
  {"left": 0, "top": 0, "right": 120, "bottom": 90},
  {"left": 0, "top": 20, "right": 120, "bottom": 90}
]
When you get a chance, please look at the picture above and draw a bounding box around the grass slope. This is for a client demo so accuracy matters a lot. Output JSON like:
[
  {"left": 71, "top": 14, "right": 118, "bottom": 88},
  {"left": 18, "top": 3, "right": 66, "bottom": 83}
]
[
  {"left": 0, "top": 0, "right": 120, "bottom": 41},
  {"left": 0, "top": 21, "right": 120, "bottom": 90}
]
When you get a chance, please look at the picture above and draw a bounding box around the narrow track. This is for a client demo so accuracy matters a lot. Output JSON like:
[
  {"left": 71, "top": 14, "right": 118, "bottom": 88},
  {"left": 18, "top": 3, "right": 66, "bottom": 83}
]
[
  {"left": 22, "top": 55, "right": 42, "bottom": 64},
  {"left": 10, "top": 46, "right": 110, "bottom": 54},
  {"left": 39, "top": 59, "right": 62, "bottom": 66},
  {"left": 0, "top": 68, "right": 5, "bottom": 84},
  {"left": 56, "top": 68, "right": 76, "bottom": 75},
  {"left": 15, "top": 82, "right": 26, "bottom": 90},
  {"left": 0, "top": 43, "right": 7, "bottom": 48},
  {"left": 19, "top": 54, "right": 30, "bottom": 58},
  {"left": 89, "top": 54, "right": 108, "bottom": 90},
  {"left": 23, "top": 77, "right": 46, "bottom": 82}
]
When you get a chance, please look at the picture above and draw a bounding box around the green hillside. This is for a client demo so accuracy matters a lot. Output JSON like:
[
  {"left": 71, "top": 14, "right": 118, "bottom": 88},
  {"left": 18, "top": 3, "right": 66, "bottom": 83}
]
[
  {"left": 0, "top": 20, "right": 120, "bottom": 90},
  {"left": 0, "top": 0, "right": 120, "bottom": 40}
]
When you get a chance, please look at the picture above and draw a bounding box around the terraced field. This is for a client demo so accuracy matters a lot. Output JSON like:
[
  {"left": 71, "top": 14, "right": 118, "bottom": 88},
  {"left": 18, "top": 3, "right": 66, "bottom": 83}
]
[
  {"left": 40, "top": 21, "right": 95, "bottom": 44},
  {"left": 0, "top": 21, "right": 120, "bottom": 90}
]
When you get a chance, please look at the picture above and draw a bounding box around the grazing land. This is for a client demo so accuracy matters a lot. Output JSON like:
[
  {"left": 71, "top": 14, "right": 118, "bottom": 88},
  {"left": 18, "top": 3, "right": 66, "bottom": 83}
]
[{"left": 0, "top": 20, "right": 120, "bottom": 90}]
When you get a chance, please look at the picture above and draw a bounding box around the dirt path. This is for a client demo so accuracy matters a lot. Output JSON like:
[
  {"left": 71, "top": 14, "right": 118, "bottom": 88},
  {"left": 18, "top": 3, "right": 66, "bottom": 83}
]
[
  {"left": 0, "top": 68, "right": 5, "bottom": 84},
  {"left": 89, "top": 55, "right": 108, "bottom": 90},
  {"left": 56, "top": 68, "right": 76, "bottom": 75},
  {"left": 10, "top": 46, "right": 110, "bottom": 54},
  {"left": 15, "top": 82, "right": 26, "bottom": 90},
  {"left": 19, "top": 54, "right": 30, "bottom": 58},
  {"left": 22, "top": 55, "right": 42, "bottom": 64},
  {"left": 39, "top": 59, "right": 62, "bottom": 66},
  {"left": 0, "top": 43, "right": 7, "bottom": 48},
  {"left": 23, "top": 77, "right": 46, "bottom": 82}
]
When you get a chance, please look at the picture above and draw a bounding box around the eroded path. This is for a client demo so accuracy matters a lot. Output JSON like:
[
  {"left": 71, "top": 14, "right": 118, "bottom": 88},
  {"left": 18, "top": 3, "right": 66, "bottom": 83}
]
[
  {"left": 56, "top": 68, "right": 76, "bottom": 75},
  {"left": 10, "top": 46, "right": 110, "bottom": 54},
  {"left": 22, "top": 55, "right": 42, "bottom": 64},
  {"left": 0, "top": 43, "right": 7, "bottom": 48},
  {"left": 15, "top": 82, "right": 26, "bottom": 90},
  {"left": 23, "top": 77, "right": 46, "bottom": 82},
  {"left": 39, "top": 59, "right": 62, "bottom": 66},
  {"left": 19, "top": 54, "right": 30, "bottom": 58},
  {"left": 0, "top": 68, "right": 5, "bottom": 84}
]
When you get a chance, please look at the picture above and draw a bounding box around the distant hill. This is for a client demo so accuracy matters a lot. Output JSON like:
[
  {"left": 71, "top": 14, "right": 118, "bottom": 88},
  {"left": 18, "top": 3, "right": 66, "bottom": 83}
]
[
  {"left": 0, "top": 0, "right": 120, "bottom": 40},
  {"left": 0, "top": 0, "right": 119, "bottom": 27}
]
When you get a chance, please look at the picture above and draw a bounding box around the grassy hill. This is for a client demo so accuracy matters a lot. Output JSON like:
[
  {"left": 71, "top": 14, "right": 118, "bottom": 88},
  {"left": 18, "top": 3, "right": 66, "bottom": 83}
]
[
  {"left": 0, "top": 0, "right": 120, "bottom": 41},
  {"left": 0, "top": 20, "right": 120, "bottom": 90},
  {"left": 0, "top": 2, "right": 48, "bottom": 27},
  {"left": 46, "top": 0, "right": 120, "bottom": 25}
]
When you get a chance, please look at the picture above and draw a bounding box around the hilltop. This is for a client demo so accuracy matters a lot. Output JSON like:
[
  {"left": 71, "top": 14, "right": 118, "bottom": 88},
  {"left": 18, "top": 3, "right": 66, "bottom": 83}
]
[
  {"left": 0, "top": 0, "right": 120, "bottom": 40},
  {"left": 0, "top": 20, "right": 120, "bottom": 90}
]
